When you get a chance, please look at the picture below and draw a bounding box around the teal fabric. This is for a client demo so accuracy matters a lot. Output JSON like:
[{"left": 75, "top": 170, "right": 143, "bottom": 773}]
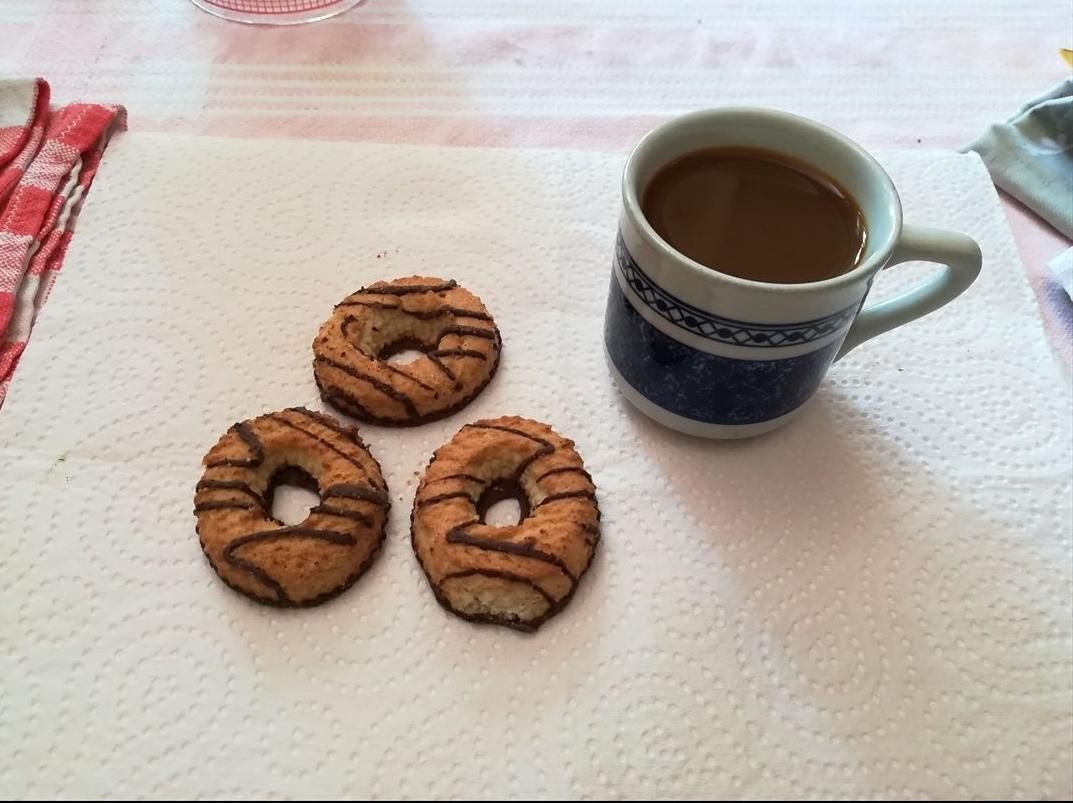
[{"left": 964, "top": 78, "right": 1073, "bottom": 238}]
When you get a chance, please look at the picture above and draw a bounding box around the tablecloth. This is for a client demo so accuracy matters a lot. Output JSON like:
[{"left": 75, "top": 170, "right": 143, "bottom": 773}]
[{"left": 4, "top": 0, "right": 1070, "bottom": 370}]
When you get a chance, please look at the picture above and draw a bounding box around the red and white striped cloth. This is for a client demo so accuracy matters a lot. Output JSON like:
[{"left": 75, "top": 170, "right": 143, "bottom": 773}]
[{"left": 0, "top": 78, "right": 125, "bottom": 406}]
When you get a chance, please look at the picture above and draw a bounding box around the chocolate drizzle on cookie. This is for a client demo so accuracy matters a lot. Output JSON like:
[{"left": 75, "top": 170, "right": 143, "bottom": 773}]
[
  {"left": 381, "top": 362, "right": 437, "bottom": 393},
  {"left": 359, "top": 279, "right": 458, "bottom": 296},
  {"left": 205, "top": 421, "right": 263, "bottom": 468},
  {"left": 443, "top": 307, "right": 493, "bottom": 322},
  {"left": 222, "top": 527, "right": 357, "bottom": 606},
  {"left": 315, "top": 355, "right": 421, "bottom": 419},
  {"left": 440, "top": 324, "right": 497, "bottom": 340},
  {"left": 464, "top": 422, "right": 556, "bottom": 482},
  {"left": 446, "top": 526, "right": 578, "bottom": 583},
  {"left": 534, "top": 465, "right": 594, "bottom": 484},
  {"left": 535, "top": 489, "right": 598, "bottom": 508},
  {"left": 337, "top": 299, "right": 494, "bottom": 325},
  {"left": 429, "top": 348, "right": 488, "bottom": 361},
  {"left": 194, "top": 500, "right": 260, "bottom": 513},
  {"left": 424, "top": 473, "right": 485, "bottom": 486},
  {"left": 416, "top": 490, "right": 473, "bottom": 508},
  {"left": 310, "top": 504, "right": 376, "bottom": 527},
  {"left": 322, "top": 483, "right": 390, "bottom": 507},
  {"left": 440, "top": 569, "right": 557, "bottom": 608},
  {"left": 195, "top": 479, "right": 265, "bottom": 507}
]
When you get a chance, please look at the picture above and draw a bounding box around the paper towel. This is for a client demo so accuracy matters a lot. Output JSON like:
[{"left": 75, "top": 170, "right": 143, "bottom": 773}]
[{"left": 0, "top": 134, "right": 1070, "bottom": 800}]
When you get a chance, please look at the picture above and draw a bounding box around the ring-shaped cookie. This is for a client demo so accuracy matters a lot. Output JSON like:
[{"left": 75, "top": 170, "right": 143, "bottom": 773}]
[
  {"left": 411, "top": 416, "right": 600, "bottom": 632},
  {"left": 313, "top": 276, "right": 501, "bottom": 426},
  {"left": 194, "top": 407, "right": 390, "bottom": 607}
]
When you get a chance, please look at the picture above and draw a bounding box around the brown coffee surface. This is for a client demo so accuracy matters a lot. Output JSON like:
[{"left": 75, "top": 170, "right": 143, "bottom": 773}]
[{"left": 641, "top": 146, "right": 867, "bottom": 284}]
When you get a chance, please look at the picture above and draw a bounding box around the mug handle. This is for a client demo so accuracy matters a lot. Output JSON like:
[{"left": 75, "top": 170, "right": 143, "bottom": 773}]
[{"left": 837, "top": 224, "right": 982, "bottom": 360}]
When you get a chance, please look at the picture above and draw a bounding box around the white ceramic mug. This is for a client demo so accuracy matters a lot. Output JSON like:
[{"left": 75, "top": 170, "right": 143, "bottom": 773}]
[{"left": 604, "top": 108, "right": 982, "bottom": 439}]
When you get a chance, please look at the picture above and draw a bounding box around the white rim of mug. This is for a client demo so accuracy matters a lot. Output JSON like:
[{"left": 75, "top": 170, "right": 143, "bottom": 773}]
[{"left": 621, "top": 107, "right": 904, "bottom": 294}]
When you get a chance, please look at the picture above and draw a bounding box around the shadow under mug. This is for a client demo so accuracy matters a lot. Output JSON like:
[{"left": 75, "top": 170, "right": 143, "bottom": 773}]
[{"left": 604, "top": 107, "right": 982, "bottom": 439}]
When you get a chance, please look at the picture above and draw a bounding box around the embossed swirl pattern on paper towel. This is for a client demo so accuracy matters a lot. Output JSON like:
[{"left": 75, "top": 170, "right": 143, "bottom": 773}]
[{"left": 0, "top": 136, "right": 1069, "bottom": 799}]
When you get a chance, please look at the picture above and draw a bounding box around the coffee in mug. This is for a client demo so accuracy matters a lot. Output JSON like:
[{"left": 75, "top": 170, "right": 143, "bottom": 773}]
[{"left": 641, "top": 146, "right": 867, "bottom": 284}]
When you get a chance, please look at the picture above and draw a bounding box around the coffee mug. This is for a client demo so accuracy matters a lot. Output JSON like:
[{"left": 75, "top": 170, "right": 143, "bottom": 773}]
[{"left": 604, "top": 107, "right": 982, "bottom": 439}]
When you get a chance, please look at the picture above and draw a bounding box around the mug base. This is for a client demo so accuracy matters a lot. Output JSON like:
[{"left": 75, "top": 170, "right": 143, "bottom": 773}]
[{"left": 605, "top": 348, "right": 806, "bottom": 439}]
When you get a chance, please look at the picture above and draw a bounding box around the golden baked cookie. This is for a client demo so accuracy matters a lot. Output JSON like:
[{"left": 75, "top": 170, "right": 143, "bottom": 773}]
[
  {"left": 194, "top": 407, "right": 390, "bottom": 607},
  {"left": 313, "top": 276, "right": 501, "bottom": 426},
  {"left": 411, "top": 416, "right": 600, "bottom": 632}
]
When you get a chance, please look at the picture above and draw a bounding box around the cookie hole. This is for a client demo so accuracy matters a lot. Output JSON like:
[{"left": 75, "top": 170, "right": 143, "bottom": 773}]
[
  {"left": 477, "top": 480, "right": 530, "bottom": 527},
  {"left": 266, "top": 466, "right": 320, "bottom": 526},
  {"left": 386, "top": 349, "right": 425, "bottom": 366},
  {"left": 379, "top": 337, "right": 432, "bottom": 366}
]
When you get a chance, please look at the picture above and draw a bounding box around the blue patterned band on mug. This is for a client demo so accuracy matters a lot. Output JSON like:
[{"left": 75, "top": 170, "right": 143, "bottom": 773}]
[
  {"left": 605, "top": 236, "right": 849, "bottom": 426},
  {"left": 613, "top": 235, "right": 859, "bottom": 349},
  {"left": 605, "top": 278, "right": 840, "bottom": 425}
]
